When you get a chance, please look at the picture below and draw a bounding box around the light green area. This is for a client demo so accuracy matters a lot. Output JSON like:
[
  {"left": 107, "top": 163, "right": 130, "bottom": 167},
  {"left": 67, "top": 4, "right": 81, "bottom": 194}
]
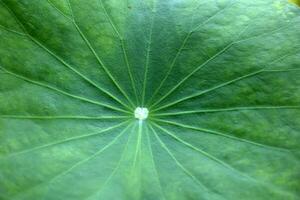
[{"left": 0, "top": 0, "right": 300, "bottom": 199}]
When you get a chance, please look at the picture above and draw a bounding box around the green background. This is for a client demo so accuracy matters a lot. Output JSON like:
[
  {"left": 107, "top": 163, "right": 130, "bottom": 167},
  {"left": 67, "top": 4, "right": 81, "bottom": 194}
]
[{"left": 0, "top": 0, "right": 300, "bottom": 199}]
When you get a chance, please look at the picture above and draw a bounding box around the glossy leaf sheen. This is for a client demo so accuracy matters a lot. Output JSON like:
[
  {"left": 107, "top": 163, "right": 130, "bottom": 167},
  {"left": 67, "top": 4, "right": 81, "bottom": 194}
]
[{"left": 0, "top": 0, "right": 300, "bottom": 199}]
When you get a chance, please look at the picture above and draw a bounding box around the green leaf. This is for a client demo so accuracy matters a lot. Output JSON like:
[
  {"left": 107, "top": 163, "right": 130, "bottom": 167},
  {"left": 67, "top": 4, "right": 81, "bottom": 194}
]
[{"left": 0, "top": 0, "right": 300, "bottom": 199}]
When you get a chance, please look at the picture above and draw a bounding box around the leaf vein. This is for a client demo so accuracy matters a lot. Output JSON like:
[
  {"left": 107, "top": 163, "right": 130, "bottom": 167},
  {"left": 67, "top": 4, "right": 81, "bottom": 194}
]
[
  {"left": 153, "top": 119, "right": 289, "bottom": 152},
  {"left": 0, "top": 65, "right": 129, "bottom": 114}
]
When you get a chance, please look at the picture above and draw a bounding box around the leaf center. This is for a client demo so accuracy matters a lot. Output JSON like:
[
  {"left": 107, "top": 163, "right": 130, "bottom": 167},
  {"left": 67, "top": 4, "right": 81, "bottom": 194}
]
[{"left": 134, "top": 107, "right": 149, "bottom": 120}]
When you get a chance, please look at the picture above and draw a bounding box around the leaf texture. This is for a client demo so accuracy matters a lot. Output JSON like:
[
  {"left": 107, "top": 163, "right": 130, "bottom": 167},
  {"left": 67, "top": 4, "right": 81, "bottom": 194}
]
[{"left": 0, "top": 0, "right": 300, "bottom": 199}]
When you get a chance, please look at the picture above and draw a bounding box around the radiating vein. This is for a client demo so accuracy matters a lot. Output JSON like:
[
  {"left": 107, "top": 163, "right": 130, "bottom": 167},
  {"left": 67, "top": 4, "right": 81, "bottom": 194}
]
[
  {"left": 231, "top": 16, "right": 300, "bottom": 45},
  {"left": 149, "top": 13, "right": 298, "bottom": 110},
  {"left": 149, "top": 42, "right": 233, "bottom": 109},
  {"left": 149, "top": 124, "right": 211, "bottom": 193},
  {"left": 153, "top": 119, "right": 289, "bottom": 152},
  {"left": 67, "top": 0, "right": 134, "bottom": 110},
  {"left": 48, "top": 123, "right": 133, "bottom": 183},
  {"left": 2, "top": 120, "right": 130, "bottom": 159},
  {"left": 98, "top": 0, "right": 139, "bottom": 105},
  {"left": 86, "top": 123, "right": 135, "bottom": 200},
  {"left": 0, "top": 65, "right": 130, "bottom": 114},
  {"left": 73, "top": 22, "right": 134, "bottom": 109},
  {"left": 152, "top": 106, "right": 300, "bottom": 116},
  {"left": 0, "top": 115, "right": 130, "bottom": 119},
  {"left": 9, "top": 123, "right": 132, "bottom": 198},
  {"left": 142, "top": 8, "right": 156, "bottom": 106},
  {"left": 66, "top": 0, "right": 135, "bottom": 109},
  {"left": 1, "top": 1, "right": 130, "bottom": 112},
  {"left": 263, "top": 68, "right": 300, "bottom": 72},
  {"left": 153, "top": 122, "right": 255, "bottom": 181},
  {"left": 47, "top": 0, "right": 72, "bottom": 21},
  {"left": 145, "top": 124, "right": 166, "bottom": 200},
  {"left": 49, "top": 0, "right": 135, "bottom": 109},
  {"left": 146, "top": 0, "right": 238, "bottom": 106},
  {"left": 0, "top": 24, "right": 26, "bottom": 36},
  {"left": 133, "top": 121, "right": 143, "bottom": 167},
  {"left": 152, "top": 48, "right": 300, "bottom": 111}
]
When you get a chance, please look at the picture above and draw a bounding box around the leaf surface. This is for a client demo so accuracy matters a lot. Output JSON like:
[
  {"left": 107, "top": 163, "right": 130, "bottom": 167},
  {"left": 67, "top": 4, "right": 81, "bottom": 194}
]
[{"left": 0, "top": 0, "right": 300, "bottom": 199}]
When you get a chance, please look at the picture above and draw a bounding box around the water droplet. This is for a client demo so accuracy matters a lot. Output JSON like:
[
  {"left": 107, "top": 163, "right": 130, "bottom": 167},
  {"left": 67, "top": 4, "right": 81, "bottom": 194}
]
[{"left": 134, "top": 107, "right": 149, "bottom": 120}]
